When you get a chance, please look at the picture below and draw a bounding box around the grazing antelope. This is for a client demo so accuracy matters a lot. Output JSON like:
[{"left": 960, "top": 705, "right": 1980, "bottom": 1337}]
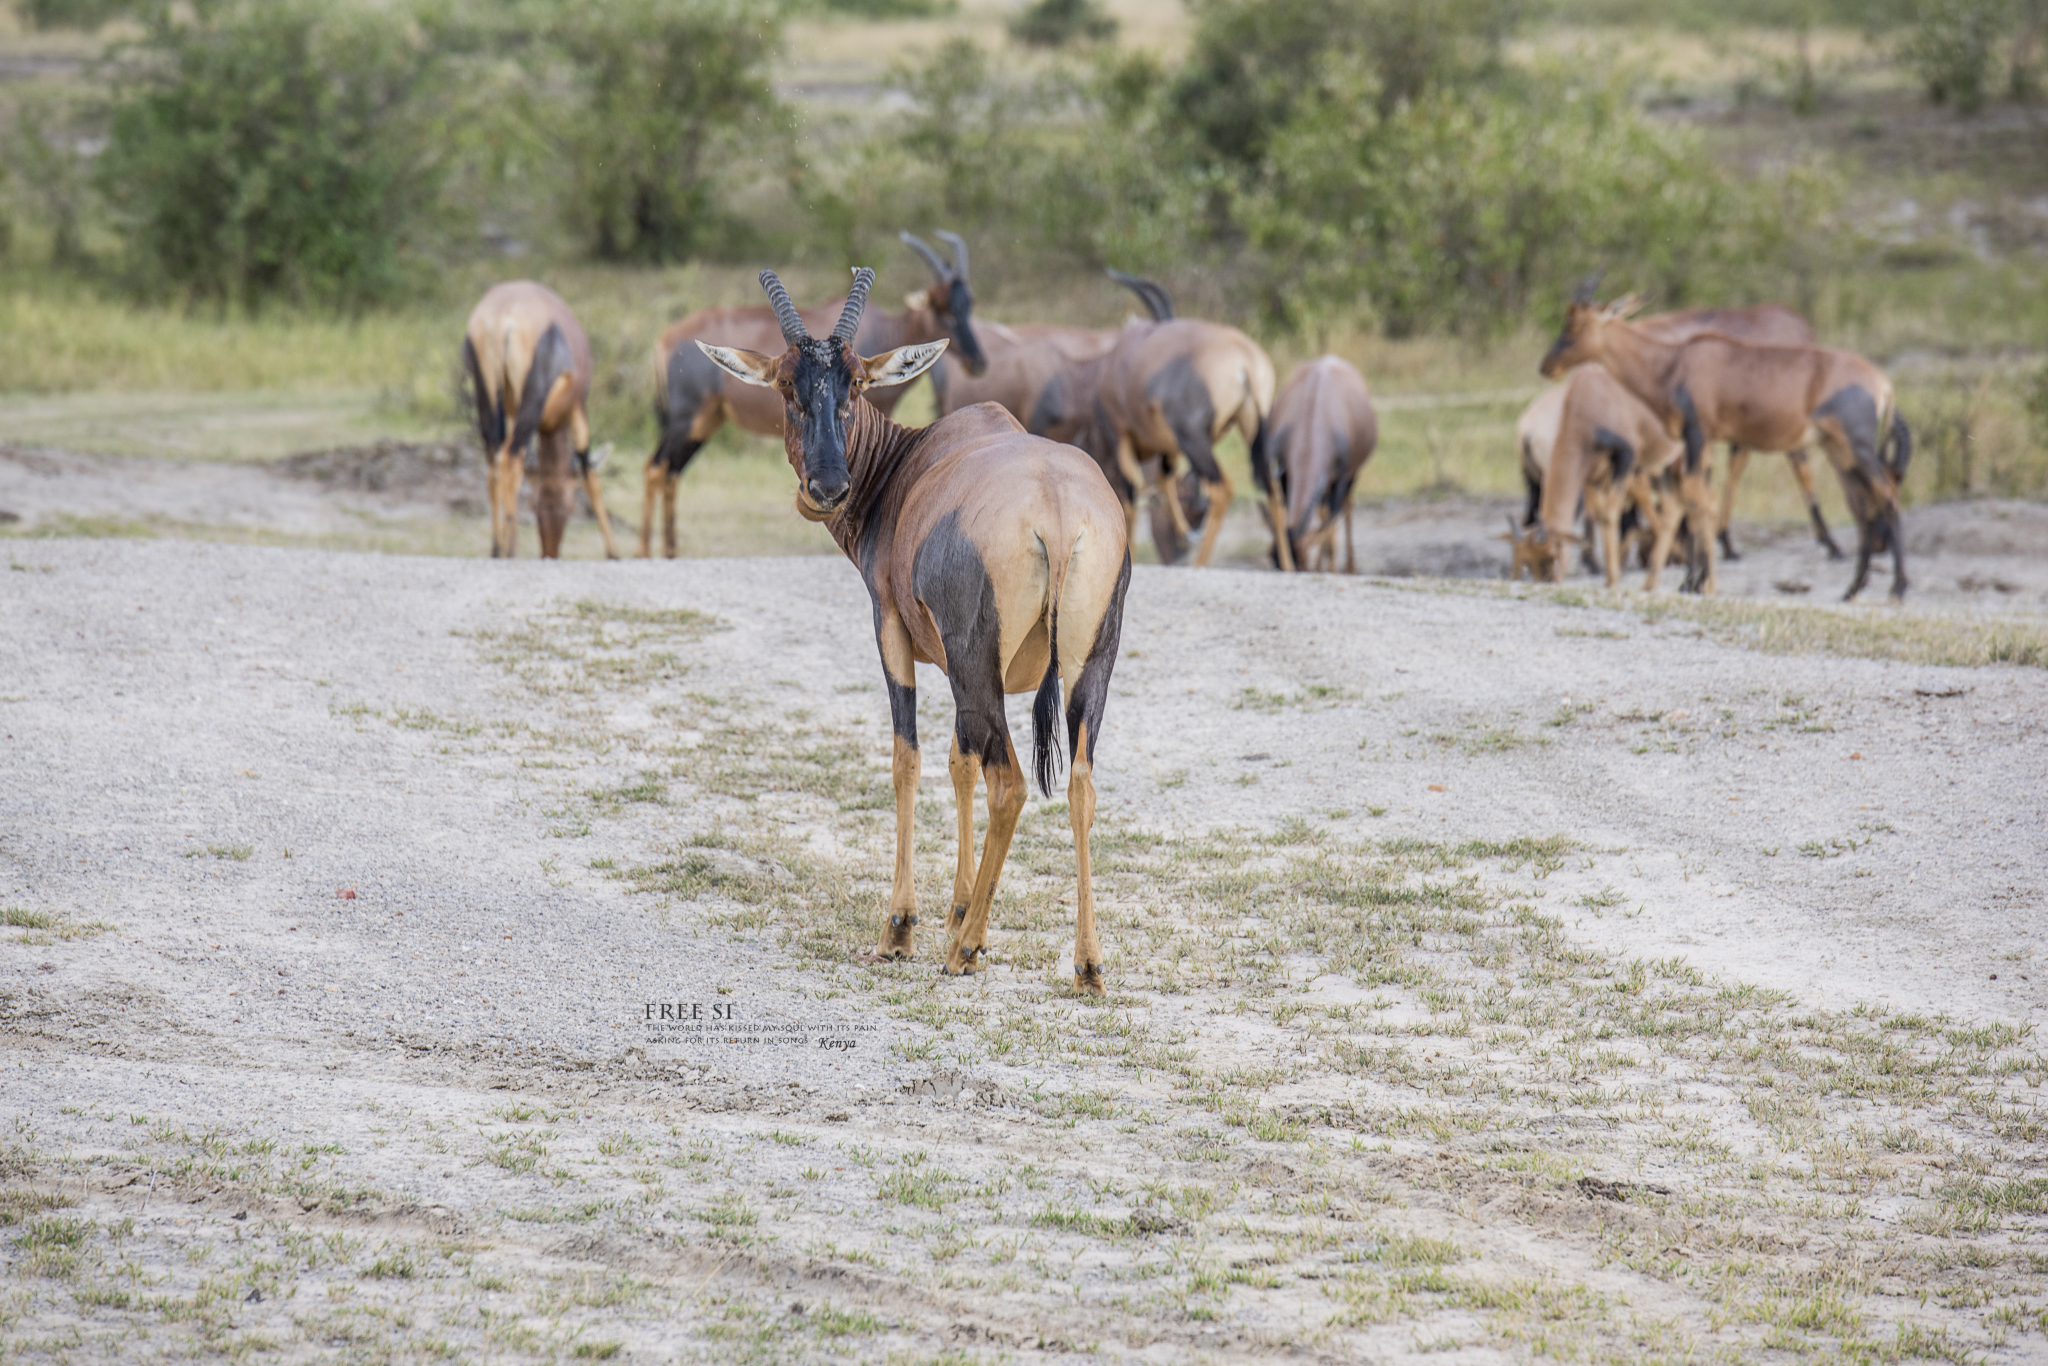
[
  {"left": 696, "top": 269, "right": 1131, "bottom": 994},
  {"left": 1090, "top": 271, "right": 1276, "bottom": 567},
  {"left": 1515, "top": 379, "right": 1571, "bottom": 529},
  {"left": 1261, "top": 356, "right": 1378, "bottom": 572},
  {"left": 462, "top": 281, "right": 620, "bottom": 559},
  {"left": 638, "top": 232, "right": 990, "bottom": 557},
  {"left": 1516, "top": 363, "right": 1697, "bottom": 591},
  {"left": 1541, "top": 298, "right": 1910, "bottom": 601},
  {"left": 935, "top": 317, "right": 1117, "bottom": 423},
  {"left": 1620, "top": 296, "right": 1839, "bottom": 562}
]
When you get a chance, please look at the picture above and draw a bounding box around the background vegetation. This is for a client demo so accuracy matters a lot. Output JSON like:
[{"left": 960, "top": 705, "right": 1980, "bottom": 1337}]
[{"left": 0, "top": 0, "right": 2043, "bottom": 517}]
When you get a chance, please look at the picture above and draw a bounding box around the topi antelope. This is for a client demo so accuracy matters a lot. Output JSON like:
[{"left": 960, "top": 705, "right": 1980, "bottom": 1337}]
[
  {"left": 1090, "top": 271, "right": 1276, "bottom": 567},
  {"left": 1542, "top": 296, "right": 1910, "bottom": 601},
  {"left": 1616, "top": 294, "right": 1839, "bottom": 562},
  {"left": 638, "top": 232, "right": 989, "bottom": 558},
  {"left": 1516, "top": 363, "right": 1697, "bottom": 591},
  {"left": 462, "top": 282, "right": 620, "bottom": 560},
  {"left": 1260, "top": 356, "right": 1378, "bottom": 572},
  {"left": 695, "top": 268, "right": 1131, "bottom": 994},
  {"left": 1515, "top": 379, "right": 1572, "bottom": 531},
  {"left": 935, "top": 316, "right": 1117, "bottom": 424}
]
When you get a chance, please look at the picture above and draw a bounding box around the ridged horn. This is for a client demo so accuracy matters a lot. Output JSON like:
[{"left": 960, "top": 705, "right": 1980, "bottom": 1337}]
[
  {"left": 759, "top": 270, "right": 808, "bottom": 345},
  {"left": 936, "top": 230, "right": 969, "bottom": 280},
  {"left": 1107, "top": 268, "right": 1174, "bottom": 321},
  {"left": 832, "top": 267, "right": 876, "bottom": 342},
  {"left": 899, "top": 232, "right": 950, "bottom": 281},
  {"left": 1571, "top": 269, "right": 1606, "bottom": 306}
]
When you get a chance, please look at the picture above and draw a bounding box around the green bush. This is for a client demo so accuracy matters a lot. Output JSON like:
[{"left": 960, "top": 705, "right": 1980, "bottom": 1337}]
[
  {"left": 1009, "top": 0, "right": 1119, "bottom": 48},
  {"left": 1169, "top": 0, "right": 1525, "bottom": 170},
  {"left": 815, "top": 0, "right": 956, "bottom": 14},
  {"left": 96, "top": 1, "right": 447, "bottom": 308},
  {"left": 2, "top": 92, "right": 94, "bottom": 266},
  {"left": 554, "top": 0, "right": 784, "bottom": 263},
  {"left": 16, "top": 0, "right": 134, "bottom": 29},
  {"left": 1242, "top": 66, "right": 1846, "bottom": 334},
  {"left": 1900, "top": 0, "right": 2015, "bottom": 111}
]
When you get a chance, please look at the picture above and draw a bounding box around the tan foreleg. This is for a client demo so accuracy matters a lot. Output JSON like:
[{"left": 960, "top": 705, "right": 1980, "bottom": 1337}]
[
  {"left": 1160, "top": 457, "right": 1194, "bottom": 545},
  {"left": 502, "top": 454, "right": 526, "bottom": 558},
  {"left": 1718, "top": 446, "right": 1751, "bottom": 558},
  {"left": 1343, "top": 501, "right": 1357, "bottom": 574},
  {"left": 1115, "top": 435, "right": 1146, "bottom": 553},
  {"left": 1265, "top": 487, "right": 1296, "bottom": 572},
  {"left": 661, "top": 469, "right": 681, "bottom": 558},
  {"left": 582, "top": 469, "right": 619, "bottom": 560},
  {"left": 948, "top": 735, "right": 981, "bottom": 938},
  {"left": 945, "top": 747, "right": 1025, "bottom": 978},
  {"left": 638, "top": 458, "right": 662, "bottom": 558},
  {"left": 1192, "top": 469, "right": 1233, "bottom": 568},
  {"left": 487, "top": 448, "right": 509, "bottom": 558},
  {"left": 880, "top": 736, "right": 920, "bottom": 959},
  {"left": 1643, "top": 476, "right": 1683, "bottom": 593},
  {"left": 877, "top": 615, "right": 922, "bottom": 959},
  {"left": 1682, "top": 467, "right": 1719, "bottom": 595},
  {"left": 1069, "top": 729, "right": 1102, "bottom": 995}
]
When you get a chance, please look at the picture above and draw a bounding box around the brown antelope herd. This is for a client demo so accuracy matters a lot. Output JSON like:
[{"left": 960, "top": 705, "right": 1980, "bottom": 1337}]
[{"left": 457, "top": 240, "right": 1914, "bottom": 991}]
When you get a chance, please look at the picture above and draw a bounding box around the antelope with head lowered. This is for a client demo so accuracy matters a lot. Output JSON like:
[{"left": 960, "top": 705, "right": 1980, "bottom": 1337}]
[
  {"left": 1610, "top": 292, "right": 1840, "bottom": 562},
  {"left": 1512, "top": 363, "right": 1698, "bottom": 591},
  {"left": 696, "top": 269, "right": 1131, "bottom": 994},
  {"left": 1089, "top": 271, "right": 1277, "bottom": 567},
  {"left": 1542, "top": 291, "right": 1911, "bottom": 601},
  {"left": 639, "top": 232, "right": 990, "bottom": 557},
  {"left": 462, "top": 281, "right": 620, "bottom": 559},
  {"left": 1260, "top": 356, "right": 1378, "bottom": 572}
]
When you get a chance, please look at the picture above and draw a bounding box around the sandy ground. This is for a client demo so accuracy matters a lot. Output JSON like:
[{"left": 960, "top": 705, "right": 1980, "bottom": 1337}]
[{"left": 2, "top": 532, "right": 2045, "bottom": 1363}]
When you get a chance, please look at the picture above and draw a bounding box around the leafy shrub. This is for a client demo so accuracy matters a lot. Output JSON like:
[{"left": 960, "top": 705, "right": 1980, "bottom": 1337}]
[
  {"left": 1, "top": 92, "right": 94, "bottom": 266},
  {"left": 1170, "top": 0, "right": 1525, "bottom": 169},
  {"left": 553, "top": 0, "right": 784, "bottom": 263},
  {"left": 1009, "top": 0, "right": 1119, "bottom": 48},
  {"left": 96, "top": 1, "right": 447, "bottom": 308},
  {"left": 1900, "top": 0, "right": 2015, "bottom": 111},
  {"left": 816, "top": 0, "right": 956, "bottom": 14},
  {"left": 1242, "top": 66, "right": 1846, "bottom": 334},
  {"left": 16, "top": 0, "right": 134, "bottom": 29}
]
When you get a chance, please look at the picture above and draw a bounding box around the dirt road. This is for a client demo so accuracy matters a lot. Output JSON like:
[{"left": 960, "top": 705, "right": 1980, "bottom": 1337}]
[{"left": 2, "top": 540, "right": 2045, "bottom": 1363}]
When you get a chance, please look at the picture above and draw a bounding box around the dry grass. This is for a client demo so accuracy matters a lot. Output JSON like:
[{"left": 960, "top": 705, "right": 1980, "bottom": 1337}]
[{"left": 1636, "top": 594, "right": 2048, "bottom": 669}]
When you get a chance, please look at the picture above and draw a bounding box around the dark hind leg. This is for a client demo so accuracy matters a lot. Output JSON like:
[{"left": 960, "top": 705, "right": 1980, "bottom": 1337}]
[
  {"left": 1840, "top": 472, "right": 1877, "bottom": 602},
  {"left": 938, "top": 609, "right": 1026, "bottom": 977},
  {"left": 1787, "top": 447, "right": 1844, "bottom": 560},
  {"left": 1886, "top": 503, "right": 1909, "bottom": 601}
]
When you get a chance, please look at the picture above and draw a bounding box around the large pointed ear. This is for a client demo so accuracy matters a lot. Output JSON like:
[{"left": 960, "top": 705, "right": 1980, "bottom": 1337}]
[
  {"left": 861, "top": 339, "right": 947, "bottom": 387},
  {"left": 694, "top": 341, "right": 781, "bottom": 388},
  {"left": 1607, "top": 293, "right": 1645, "bottom": 320}
]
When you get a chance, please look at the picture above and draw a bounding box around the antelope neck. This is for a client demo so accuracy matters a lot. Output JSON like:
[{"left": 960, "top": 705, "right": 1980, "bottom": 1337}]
[
  {"left": 824, "top": 399, "right": 925, "bottom": 559},
  {"left": 1599, "top": 324, "right": 1684, "bottom": 423}
]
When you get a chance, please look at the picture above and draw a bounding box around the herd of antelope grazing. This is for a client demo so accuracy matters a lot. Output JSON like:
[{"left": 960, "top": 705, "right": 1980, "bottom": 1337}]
[
  {"left": 459, "top": 240, "right": 1911, "bottom": 991},
  {"left": 1510, "top": 274, "right": 1910, "bottom": 604}
]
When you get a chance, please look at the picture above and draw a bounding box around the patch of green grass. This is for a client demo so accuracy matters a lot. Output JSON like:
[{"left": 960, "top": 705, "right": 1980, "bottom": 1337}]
[{"left": 185, "top": 843, "right": 254, "bottom": 861}]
